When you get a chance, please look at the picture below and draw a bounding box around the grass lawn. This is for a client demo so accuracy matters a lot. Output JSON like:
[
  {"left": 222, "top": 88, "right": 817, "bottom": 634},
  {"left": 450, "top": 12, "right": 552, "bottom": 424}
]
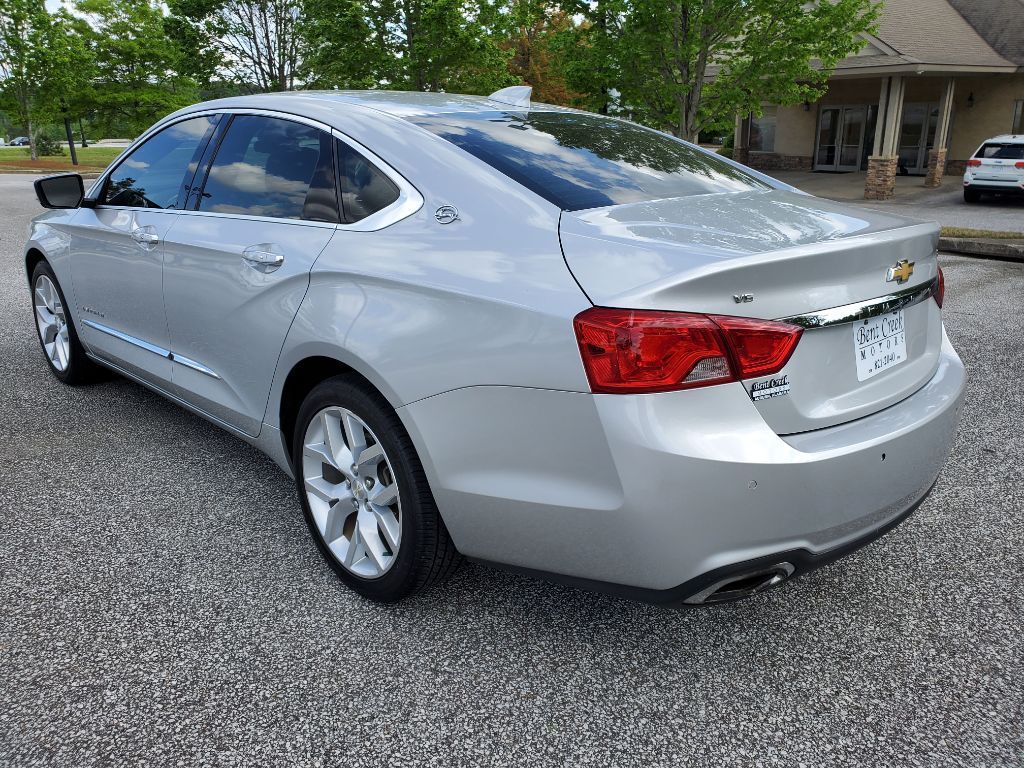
[
  {"left": 0, "top": 146, "right": 124, "bottom": 173},
  {"left": 940, "top": 226, "right": 1024, "bottom": 240}
]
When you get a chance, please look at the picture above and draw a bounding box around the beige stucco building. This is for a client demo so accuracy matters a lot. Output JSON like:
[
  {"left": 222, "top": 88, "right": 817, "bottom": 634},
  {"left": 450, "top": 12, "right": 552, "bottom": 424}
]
[{"left": 731, "top": 0, "right": 1024, "bottom": 198}]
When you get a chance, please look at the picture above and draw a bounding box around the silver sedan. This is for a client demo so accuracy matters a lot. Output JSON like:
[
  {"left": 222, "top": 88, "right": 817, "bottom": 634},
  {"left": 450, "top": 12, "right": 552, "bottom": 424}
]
[{"left": 24, "top": 88, "right": 965, "bottom": 605}]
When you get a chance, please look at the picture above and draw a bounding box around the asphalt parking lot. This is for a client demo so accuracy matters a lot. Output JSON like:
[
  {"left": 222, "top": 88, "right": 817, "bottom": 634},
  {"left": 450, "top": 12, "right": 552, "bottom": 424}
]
[{"left": 1, "top": 174, "right": 1022, "bottom": 767}]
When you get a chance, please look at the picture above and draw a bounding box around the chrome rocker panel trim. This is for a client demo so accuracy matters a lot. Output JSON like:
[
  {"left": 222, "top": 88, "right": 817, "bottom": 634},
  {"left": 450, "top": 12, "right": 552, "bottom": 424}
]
[{"left": 82, "top": 319, "right": 220, "bottom": 378}]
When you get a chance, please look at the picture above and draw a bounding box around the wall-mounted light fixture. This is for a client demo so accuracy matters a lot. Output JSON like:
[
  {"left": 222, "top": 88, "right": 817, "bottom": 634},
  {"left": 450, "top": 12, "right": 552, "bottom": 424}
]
[
  {"left": 803, "top": 100, "right": 811, "bottom": 112},
  {"left": 967, "top": 92, "right": 975, "bottom": 109}
]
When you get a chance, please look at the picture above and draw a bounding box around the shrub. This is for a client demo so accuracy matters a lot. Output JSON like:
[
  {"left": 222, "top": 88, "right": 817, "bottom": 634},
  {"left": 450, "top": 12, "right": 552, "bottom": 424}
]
[{"left": 34, "top": 130, "right": 66, "bottom": 156}]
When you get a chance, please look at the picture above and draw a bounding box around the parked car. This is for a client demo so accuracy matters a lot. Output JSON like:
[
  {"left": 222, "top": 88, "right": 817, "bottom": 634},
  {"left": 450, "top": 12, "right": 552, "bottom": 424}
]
[
  {"left": 11, "top": 136, "right": 29, "bottom": 146},
  {"left": 24, "top": 89, "right": 965, "bottom": 605},
  {"left": 963, "top": 134, "right": 1024, "bottom": 202}
]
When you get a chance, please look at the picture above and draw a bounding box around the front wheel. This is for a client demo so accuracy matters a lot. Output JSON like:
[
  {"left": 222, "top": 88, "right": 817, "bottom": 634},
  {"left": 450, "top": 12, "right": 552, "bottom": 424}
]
[
  {"left": 30, "top": 261, "right": 100, "bottom": 385},
  {"left": 293, "top": 375, "right": 461, "bottom": 602}
]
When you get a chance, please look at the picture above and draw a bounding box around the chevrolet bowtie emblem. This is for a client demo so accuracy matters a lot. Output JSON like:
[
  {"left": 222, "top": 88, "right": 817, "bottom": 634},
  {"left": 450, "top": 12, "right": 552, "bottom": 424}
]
[{"left": 886, "top": 259, "right": 915, "bottom": 284}]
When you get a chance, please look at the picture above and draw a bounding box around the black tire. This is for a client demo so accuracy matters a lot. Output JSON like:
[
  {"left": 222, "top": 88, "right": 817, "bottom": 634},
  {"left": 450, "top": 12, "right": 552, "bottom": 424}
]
[
  {"left": 964, "top": 188, "right": 981, "bottom": 203},
  {"left": 292, "top": 374, "right": 461, "bottom": 602},
  {"left": 30, "top": 260, "right": 101, "bottom": 385}
]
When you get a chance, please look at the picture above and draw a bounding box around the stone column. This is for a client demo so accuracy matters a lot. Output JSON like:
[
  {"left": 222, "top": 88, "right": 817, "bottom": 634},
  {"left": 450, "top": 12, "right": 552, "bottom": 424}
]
[
  {"left": 866, "top": 156, "right": 899, "bottom": 199},
  {"left": 925, "top": 78, "right": 956, "bottom": 188},
  {"left": 865, "top": 76, "right": 906, "bottom": 200}
]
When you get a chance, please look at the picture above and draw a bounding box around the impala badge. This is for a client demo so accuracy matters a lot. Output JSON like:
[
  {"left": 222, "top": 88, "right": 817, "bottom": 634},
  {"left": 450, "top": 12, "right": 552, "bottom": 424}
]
[
  {"left": 886, "top": 259, "right": 914, "bottom": 284},
  {"left": 434, "top": 205, "right": 459, "bottom": 224}
]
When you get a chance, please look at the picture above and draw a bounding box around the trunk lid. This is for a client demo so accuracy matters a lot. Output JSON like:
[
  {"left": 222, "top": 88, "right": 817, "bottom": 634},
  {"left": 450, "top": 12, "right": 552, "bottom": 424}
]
[{"left": 559, "top": 189, "right": 943, "bottom": 434}]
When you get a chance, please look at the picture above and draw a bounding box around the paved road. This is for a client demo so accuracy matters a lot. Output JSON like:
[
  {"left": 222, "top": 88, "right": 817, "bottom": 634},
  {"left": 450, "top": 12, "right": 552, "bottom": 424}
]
[
  {"left": 772, "top": 170, "right": 1024, "bottom": 233},
  {"left": 1, "top": 175, "right": 1021, "bottom": 766}
]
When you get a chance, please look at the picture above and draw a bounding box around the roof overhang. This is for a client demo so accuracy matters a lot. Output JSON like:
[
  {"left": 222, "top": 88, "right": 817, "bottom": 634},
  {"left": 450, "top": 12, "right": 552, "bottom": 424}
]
[{"left": 830, "top": 63, "right": 1021, "bottom": 78}]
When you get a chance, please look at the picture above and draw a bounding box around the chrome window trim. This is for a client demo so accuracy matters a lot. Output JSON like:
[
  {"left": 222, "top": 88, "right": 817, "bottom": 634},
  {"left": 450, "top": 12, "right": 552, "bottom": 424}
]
[
  {"left": 778, "top": 277, "right": 939, "bottom": 329},
  {"left": 82, "top": 319, "right": 221, "bottom": 378},
  {"left": 88, "top": 107, "right": 423, "bottom": 232}
]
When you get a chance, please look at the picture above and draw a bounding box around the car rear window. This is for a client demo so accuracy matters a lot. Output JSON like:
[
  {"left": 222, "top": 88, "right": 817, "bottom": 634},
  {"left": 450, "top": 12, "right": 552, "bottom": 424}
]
[
  {"left": 407, "top": 110, "right": 769, "bottom": 211},
  {"left": 976, "top": 143, "right": 1024, "bottom": 160}
]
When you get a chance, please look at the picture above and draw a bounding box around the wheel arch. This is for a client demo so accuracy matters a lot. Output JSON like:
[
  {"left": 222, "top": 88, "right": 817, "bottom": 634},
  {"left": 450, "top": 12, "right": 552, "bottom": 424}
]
[
  {"left": 275, "top": 350, "right": 404, "bottom": 468},
  {"left": 25, "top": 247, "right": 47, "bottom": 285}
]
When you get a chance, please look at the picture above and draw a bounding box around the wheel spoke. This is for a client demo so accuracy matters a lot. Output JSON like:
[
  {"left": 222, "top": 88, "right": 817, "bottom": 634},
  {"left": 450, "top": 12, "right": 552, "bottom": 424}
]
[
  {"left": 372, "top": 506, "right": 400, "bottom": 551},
  {"left": 369, "top": 481, "right": 398, "bottom": 507},
  {"left": 343, "top": 523, "right": 363, "bottom": 567},
  {"left": 356, "top": 442, "right": 383, "bottom": 470},
  {"left": 357, "top": 513, "right": 388, "bottom": 570},
  {"left": 341, "top": 411, "right": 367, "bottom": 459},
  {"left": 320, "top": 411, "right": 350, "bottom": 470},
  {"left": 304, "top": 475, "right": 350, "bottom": 505}
]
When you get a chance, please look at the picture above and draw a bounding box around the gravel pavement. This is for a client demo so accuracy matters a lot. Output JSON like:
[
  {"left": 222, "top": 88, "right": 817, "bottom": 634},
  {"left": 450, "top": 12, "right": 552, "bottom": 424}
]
[{"left": 1, "top": 174, "right": 1022, "bottom": 767}]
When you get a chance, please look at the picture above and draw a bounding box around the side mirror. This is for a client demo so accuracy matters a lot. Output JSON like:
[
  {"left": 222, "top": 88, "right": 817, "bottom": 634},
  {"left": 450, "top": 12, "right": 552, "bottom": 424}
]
[{"left": 34, "top": 173, "right": 85, "bottom": 209}]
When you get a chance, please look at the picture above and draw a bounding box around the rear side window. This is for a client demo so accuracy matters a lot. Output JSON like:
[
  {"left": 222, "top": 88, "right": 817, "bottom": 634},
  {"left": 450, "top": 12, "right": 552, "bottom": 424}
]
[
  {"left": 198, "top": 115, "right": 338, "bottom": 222},
  {"left": 976, "top": 143, "right": 1024, "bottom": 160},
  {"left": 104, "top": 115, "right": 216, "bottom": 209},
  {"left": 407, "top": 110, "right": 769, "bottom": 211},
  {"left": 336, "top": 140, "right": 400, "bottom": 223}
]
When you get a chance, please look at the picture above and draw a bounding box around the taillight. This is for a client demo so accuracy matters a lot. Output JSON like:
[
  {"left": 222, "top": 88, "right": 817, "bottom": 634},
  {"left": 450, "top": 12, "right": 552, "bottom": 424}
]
[
  {"left": 573, "top": 308, "right": 802, "bottom": 394},
  {"left": 1015, "top": 161, "right": 1024, "bottom": 169},
  {"left": 710, "top": 315, "right": 804, "bottom": 378},
  {"left": 935, "top": 267, "right": 945, "bottom": 308},
  {"left": 967, "top": 159, "right": 982, "bottom": 167}
]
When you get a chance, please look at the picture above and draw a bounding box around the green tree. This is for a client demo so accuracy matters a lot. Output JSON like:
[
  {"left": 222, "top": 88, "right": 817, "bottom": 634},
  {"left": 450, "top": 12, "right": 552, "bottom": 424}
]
[
  {"left": 167, "top": 0, "right": 301, "bottom": 92},
  {"left": 557, "top": 0, "right": 879, "bottom": 140},
  {"left": 299, "top": 0, "right": 515, "bottom": 94},
  {"left": 0, "top": 0, "right": 91, "bottom": 159},
  {"left": 74, "top": 0, "right": 198, "bottom": 137}
]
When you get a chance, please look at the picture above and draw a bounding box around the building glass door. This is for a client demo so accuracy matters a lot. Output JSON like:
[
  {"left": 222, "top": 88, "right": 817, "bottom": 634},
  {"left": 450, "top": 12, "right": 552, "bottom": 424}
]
[
  {"left": 898, "top": 103, "right": 939, "bottom": 175},
  {"left": 815, "top": 106, "right": 867, "bottom": 172}
]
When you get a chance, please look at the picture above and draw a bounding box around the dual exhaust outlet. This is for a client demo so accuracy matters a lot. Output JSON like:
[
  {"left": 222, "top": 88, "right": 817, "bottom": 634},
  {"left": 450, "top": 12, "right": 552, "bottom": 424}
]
[{"left": 684, "top": 562, "right": 796, "bottom": 605}]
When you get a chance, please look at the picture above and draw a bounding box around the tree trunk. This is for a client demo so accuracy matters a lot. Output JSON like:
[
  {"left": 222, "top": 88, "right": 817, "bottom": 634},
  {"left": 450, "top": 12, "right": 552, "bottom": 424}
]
[{"left": 28, "top": 119, "right": 37, "bottom": 162}]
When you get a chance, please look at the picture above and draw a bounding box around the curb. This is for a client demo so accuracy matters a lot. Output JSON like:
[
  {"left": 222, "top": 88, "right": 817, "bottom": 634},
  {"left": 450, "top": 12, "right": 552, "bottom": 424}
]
[{"left": 939, "top": 237, "right": 1024, "bottom": 262}]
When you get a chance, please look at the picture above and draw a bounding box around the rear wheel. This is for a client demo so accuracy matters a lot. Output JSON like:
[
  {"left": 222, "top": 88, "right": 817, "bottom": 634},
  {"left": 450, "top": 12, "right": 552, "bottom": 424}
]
[
  {"left": 293, "top": 375, "right": 460, "bottom": 602},
  {"left": 963, "top": 188, "right": 981, "bottom": 203},
  {"left": 30, "top": 261, "right": 100, "bottom": 385}
]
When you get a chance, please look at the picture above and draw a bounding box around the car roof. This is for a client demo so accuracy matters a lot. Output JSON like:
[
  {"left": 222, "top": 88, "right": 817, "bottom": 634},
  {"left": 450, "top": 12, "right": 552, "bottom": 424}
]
[
  {"left": 188, "top": 90, "right": 580, "bottom": 119},
  {"left": 980, "top": 134, "right": 1024, "bottom": 144}
]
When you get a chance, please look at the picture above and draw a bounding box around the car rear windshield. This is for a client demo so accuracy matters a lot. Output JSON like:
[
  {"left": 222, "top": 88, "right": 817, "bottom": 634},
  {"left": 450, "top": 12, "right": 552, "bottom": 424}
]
[
  {"left": 976, "top": 143, "right": 1024, "bottom": 160},
  {"left": 407, "top": 110, "right": 769, "bottom": 211}
]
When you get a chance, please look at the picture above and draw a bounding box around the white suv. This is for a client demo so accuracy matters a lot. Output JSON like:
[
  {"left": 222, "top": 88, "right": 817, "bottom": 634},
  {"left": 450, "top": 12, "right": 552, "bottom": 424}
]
[{"left": 963, "top": 134, "right": 1024, "bottom": 203}]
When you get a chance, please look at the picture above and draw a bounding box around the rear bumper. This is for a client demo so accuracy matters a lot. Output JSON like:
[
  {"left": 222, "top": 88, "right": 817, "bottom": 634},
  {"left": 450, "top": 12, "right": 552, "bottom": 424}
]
[
  {"left": 963, "top": 178, "right": 1024, "bottom": 195},
  {"left": 399, "top": 331, "right": 966, "bottom": 600}
]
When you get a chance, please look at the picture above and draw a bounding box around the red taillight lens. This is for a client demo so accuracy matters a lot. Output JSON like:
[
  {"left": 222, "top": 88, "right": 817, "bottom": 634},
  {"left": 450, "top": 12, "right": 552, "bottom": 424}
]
[
  {"left": 1015, "top": 161, "right": 1024, "bottom": 169},
  {"left": 710, "top": 315, "right": 804, "bottom": 379},
  {"left": 573, "top": 308, "right": 802, "bottom": 394},
  {"left": 967, "top": 159, "right": 982, "bottom": 167},
  {"left": 935, "top": 267, "right": 945, "bottom": 308}
]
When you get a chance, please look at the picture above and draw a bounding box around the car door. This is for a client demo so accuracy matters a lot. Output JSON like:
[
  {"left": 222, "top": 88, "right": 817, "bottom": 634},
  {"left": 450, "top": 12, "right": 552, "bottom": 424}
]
[
  {"left": 68, "top": 114, "right": 220, "bottom": 386},
  {"left": 162, "top": 113, "right": 340, "bottom": 436}
]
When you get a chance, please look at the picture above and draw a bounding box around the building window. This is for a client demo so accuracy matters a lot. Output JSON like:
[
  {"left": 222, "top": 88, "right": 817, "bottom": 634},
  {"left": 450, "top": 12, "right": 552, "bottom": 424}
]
[
  {"left": 1013, "top": 101, "right": 1024, "bottom": 134},
  {"left": 750, "top": 107, "right": 777, "bottom": 152}
]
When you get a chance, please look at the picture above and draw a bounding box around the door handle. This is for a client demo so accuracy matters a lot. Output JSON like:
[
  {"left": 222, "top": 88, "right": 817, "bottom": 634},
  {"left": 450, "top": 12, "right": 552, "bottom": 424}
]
[
  {"left": 131, "top": 227, "right": 160, "bottom": 247},
  {"left": 242, "top": 244, "right": 285, "bottom": 273}
]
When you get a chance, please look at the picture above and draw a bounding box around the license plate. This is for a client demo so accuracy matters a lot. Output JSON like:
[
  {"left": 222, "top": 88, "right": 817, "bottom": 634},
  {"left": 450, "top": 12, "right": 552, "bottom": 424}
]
[{"left": 853, "top": 310, "right": 907, "bottom": 381}]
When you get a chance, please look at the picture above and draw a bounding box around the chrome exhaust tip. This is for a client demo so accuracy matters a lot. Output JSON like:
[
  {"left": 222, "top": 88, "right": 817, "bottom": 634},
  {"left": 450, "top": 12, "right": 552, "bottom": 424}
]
[{"left": 683, "top": 562, "right": 796, "bottom": 605}]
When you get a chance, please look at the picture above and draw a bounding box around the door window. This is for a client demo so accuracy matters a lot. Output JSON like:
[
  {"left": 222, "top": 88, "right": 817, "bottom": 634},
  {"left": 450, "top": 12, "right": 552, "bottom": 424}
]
[
  {"left": 336, "top": 140, "right": 400, "bottom": 223},
  {"left": 103, "top": 115, "right": 217, "bottom": 209},
  {"left": 198, "top": 115, "right": 338, "bottom": 222}
]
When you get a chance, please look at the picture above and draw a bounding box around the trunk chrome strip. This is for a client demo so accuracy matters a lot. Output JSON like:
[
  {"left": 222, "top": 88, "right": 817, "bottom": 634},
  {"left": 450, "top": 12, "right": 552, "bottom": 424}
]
[
  {"left": 778, "top": 277, "right": 938, "bottom": 329},
  {"left": 81, "top": 319, "right": 221, "bottom": 378}
]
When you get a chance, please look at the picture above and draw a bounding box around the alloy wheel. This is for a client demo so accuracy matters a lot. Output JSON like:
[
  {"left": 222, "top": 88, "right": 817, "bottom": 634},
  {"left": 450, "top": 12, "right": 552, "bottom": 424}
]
[
  {"left": 301, "top": 406, "right": 402, "bottom": 578},
  {"left": 34, "top": 275, "right": 70, "bottom": 372}
]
